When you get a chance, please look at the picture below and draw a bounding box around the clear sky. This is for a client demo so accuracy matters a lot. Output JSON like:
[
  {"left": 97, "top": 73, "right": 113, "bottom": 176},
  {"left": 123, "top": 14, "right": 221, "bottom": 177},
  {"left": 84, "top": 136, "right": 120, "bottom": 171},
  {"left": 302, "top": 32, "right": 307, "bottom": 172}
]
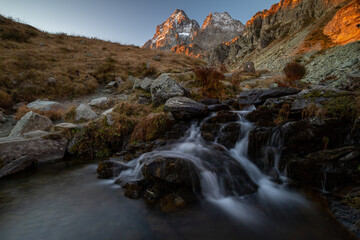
[{"left": 0, "top": 0, "right": 278, "bottom": 46}]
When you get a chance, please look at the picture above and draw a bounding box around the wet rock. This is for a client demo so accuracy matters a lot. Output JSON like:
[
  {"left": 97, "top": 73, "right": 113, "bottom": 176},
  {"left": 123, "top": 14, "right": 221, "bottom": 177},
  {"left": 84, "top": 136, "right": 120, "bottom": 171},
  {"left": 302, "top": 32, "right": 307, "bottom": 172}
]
[
  {"left": 89, "top": 97, "right": 110, "bottom": 109},
  {"left": 208, "top": 104, "right": 231, "bottom": 112},
  {"left": 75, "top": 104, "right": 98, "bottom": 122},
  {"left": 245, "top": 106, "right": 275, "bottom": 126},
  {"left": 164, "top": 97, "right": 208, "bottom": 120},
  {"left": 97, "top": 160, "right": 129, "bottom": 179},
  {"left": 27, "top": 100, "right": 63, "bottom": 112},
  {"left": 122, "top": 181, "right": 144, "bottom": 199},
  {"left": 163, "top": 121, "right": 192, "bottom": 140},
  {"left": 217, "top": 122, "right": 241, "bottom": 148},
  {"left": 9, "top": 111, "right": 53, "bottom": 137},
  {"left": 0, "top": 156, "right": 37, "bottom": 179},
  {"left": 206, "top": 111, "right": 239, "bottom": 124},
  {"left": 200, "top": 122, "right": 221, "bottom": 141},
  {"left": 238, "top": 88, "right": 300, "bottom": 106},
  {"left": 159, "top": 193, "right": 186, "bottom": 211},
  {"left": 141, "top": 155, "right": 201, "bottom": 192},
  {"left": 248, "top": 126, "right": 274, "bottom": 171},
  {"left": 287, "top": 146, "right": 359, "bottom": 190},
  {"left": 150, "top": 74, "right": 190, "bottom": 106},
  {"left": 0, "top": 136, "right": 67, "bottom": 165}
]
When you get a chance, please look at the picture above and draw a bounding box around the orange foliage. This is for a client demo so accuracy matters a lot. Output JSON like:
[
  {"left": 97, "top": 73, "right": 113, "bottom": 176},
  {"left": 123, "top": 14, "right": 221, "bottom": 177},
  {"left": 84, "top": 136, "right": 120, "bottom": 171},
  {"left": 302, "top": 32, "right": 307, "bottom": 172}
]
[{"left": 194, "top": 66, "right": 226, "bottom": 99}]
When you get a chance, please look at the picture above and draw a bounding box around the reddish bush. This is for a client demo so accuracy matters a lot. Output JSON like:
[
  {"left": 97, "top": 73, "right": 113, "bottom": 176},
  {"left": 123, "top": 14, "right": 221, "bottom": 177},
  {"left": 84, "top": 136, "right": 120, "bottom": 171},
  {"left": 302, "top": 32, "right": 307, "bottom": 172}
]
[
  {"left": 193, "top": 67, "right": 225, "bottom": 99},
  {"left": 283, "top": 62, "right": 306, "bottom": 81}
]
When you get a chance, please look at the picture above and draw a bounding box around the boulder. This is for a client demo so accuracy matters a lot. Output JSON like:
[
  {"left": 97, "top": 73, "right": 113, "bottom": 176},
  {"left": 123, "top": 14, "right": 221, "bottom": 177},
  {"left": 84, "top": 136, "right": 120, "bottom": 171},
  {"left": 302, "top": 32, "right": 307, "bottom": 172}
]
[
  {"left": 163, "top": 97, "right": 208, "bottom": 120},
  {"left": 238, "top": 88, "right": 300, "bottom": 106},
  {"left": 75, "top": 104, "right": 98, "bottom": 122},
  {"left": 141, "top": 155, "right": 201, "bottom": 191},
  {"left": 27, "top": 100, "right": 63, "bottom": 112},
  {"left": 97, "top": 160, "right": 129, "bottom": 179},
  {"left": 0, "top": 156, "right": 37, "bottom": 179},
  {"left": 150, "top": 74, "right": 190, "bottom": 106},
  {"left": 55, "top": 123, "right": 82, "bottom": 130},
  {"left": 89, "top": 97, "right": 110, "bottom": 109},
  {"left": 0, "top": 135, "right": 68, "bottom": 165},
  {"left": 243, "top": 62, "right": 255, "bottom": 73},
  {"left": 9, "top": 111, "right": 53, "bottom": 137},
  {"left": 23, "top": 130, "right": 49, "bottom": 139}
]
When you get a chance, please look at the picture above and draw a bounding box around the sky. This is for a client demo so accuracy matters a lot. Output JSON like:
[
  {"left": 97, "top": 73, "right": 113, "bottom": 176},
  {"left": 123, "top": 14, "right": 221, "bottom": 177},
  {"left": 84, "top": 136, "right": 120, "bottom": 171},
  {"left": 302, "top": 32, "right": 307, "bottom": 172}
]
[{"left": 0, "top": 0, "right": 278, "bottom": 46}]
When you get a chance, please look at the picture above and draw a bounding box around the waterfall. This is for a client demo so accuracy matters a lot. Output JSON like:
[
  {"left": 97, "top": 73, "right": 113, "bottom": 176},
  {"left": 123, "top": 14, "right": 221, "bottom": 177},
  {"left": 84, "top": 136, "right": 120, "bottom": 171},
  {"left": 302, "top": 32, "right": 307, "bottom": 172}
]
[{"left": 117, "top": 107, "right": 309, "bottom": 223}]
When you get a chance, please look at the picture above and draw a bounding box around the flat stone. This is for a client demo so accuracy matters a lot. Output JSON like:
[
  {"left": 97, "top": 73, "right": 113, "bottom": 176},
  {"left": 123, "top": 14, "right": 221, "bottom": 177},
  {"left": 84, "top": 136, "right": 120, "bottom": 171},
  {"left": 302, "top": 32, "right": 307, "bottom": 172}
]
[
  {"left": 27, "top": 100, "right": 63, "bottom": 112},
  {"left": 75, "top": 104, "right": 98, "bottom": 122},
  {"left": 9, "top": 111, "right": 53, "bottom": 137}
]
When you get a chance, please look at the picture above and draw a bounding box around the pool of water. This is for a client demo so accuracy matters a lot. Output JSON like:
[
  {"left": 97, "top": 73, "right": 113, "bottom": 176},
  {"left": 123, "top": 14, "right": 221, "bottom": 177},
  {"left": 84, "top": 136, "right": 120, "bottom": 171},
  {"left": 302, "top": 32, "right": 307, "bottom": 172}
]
[{"left": 0, "top": 161, "right": 356, "bottom": 240}]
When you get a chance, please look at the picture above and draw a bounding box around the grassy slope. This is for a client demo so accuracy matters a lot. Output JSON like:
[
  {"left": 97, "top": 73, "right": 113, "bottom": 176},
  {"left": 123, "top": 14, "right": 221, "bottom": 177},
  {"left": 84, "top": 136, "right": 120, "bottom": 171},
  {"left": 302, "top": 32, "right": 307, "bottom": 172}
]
[{"left": 0, "top": 15, "right": 204, "bottom": 106}]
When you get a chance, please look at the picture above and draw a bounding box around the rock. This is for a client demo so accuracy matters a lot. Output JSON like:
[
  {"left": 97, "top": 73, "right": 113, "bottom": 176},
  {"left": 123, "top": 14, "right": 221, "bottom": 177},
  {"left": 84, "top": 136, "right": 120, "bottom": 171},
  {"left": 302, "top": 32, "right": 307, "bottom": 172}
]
[
  {"left": 245, "top": 106, "right": 275, "bottom": 126},
  {"left": 206, "top": 111, "right": 239, "bottom": 124},
  {"left": 138, "top": 96, "right": 151, "bottom": 105},
  {"left": 9, "top": 111, "right": 53, "bottom": 137},
  {"left": 0, "top": 136, "right": 68, "bottom": 165},
  {"left": 141, "top": 155, "right": 201, "bottom": 192},
  {"left": 243, "top": 62, "right": 255, "bottom": 73},
  {"left": 89, "top": 97, "right": 110, "bottom": 109},
  {"left": 217, "top": 123, "right": 241, "bottom": 149},
  {"left": 207, "top": 104, "right": 231, "bottom": 112},
  {"left": 127, "top": 75, "right": 138, "bottom": 83},
  {"left": 47, "top": 77, "right": 57, "bottom": 83},
  {"left": 200, "top": 99, "right": 220, "bottom": 105},
  {"left": 115, "top": 77, "right": 123, "bottom": 86},
  {"left": 163, "top": 97, "right": 208, "bottom": 120},
  {"left": 106, "top": 81, "right": 117, "bottom": 89},
  {"left": 238, "top": 89, "right": 266, "bottom": 106},
  {"left": 140, "top": 77, "right": 153, "bottom": 92},
  {"left": 101, "top": 108, "right": 114, "bottom": 116},
  {"left": 55, "top": 123, "right": 82, "bottom": 130},
  {"left": 97, "top": 160, "right": 129, "bottom": 179},
  {"left": 150, "top": 74, "right": 190, "bottom": 106},
  {"left": 0, "top": 112, "right": 5, "bottom": 123},
  {"left": 121, "top": 181, "right": 144, "bottom": 199},
  {"left": 346, "top": 71, "right": 360, "bottom": 90},
  {"left": 23, "top": 130, "right": 49, "bottom": 139},
  {"left": 75, "top": 104, "right": 98, "bottom": 122},
  {"left": 27, "top": 100, "right": 63, "bottom": 112},
  {"left": 0, "top": 156, "right": 37, "bottom": 179}
]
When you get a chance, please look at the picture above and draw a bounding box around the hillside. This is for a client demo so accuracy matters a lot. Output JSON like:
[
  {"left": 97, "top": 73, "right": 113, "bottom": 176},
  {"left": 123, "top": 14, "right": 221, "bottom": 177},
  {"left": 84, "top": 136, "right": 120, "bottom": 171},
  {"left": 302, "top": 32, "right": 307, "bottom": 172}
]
[{"left": 0, "top": 15, "right": 204, "bottom": 107}]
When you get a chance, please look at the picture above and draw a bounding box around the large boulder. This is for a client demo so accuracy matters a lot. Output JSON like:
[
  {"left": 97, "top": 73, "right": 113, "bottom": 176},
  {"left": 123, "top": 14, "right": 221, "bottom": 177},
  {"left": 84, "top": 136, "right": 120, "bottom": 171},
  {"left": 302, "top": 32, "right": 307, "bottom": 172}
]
[
  {"left": 0, "top": 156, "right": 37, "bottom": 179},
  {"left": 27, "top": 100, "right": 63, "bottom": 112},
  {"left": 0, "top": 135, "right": 68, "bottom": 165},
  {"left": 75, "top": 104, "right": 98, "bottom": 122},
  {"left": 163, "top": 97, "right": 208, "bottom": 120},
  {"left": 9, "top": 111, "right": 53, "bottom": 137},
  {"left": 237, "top": 88, "right": 300, "bottom": 106},
  {"left": 150, "top": 74, "right": 190, "bottom": 106}
]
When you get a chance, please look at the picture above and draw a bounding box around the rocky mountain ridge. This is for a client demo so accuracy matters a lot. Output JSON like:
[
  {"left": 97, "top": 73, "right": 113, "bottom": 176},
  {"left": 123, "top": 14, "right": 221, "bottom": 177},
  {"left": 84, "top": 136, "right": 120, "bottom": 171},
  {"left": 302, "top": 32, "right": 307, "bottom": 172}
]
[{"left": 142, "top": 10, "right": 244, "bottom": 57}]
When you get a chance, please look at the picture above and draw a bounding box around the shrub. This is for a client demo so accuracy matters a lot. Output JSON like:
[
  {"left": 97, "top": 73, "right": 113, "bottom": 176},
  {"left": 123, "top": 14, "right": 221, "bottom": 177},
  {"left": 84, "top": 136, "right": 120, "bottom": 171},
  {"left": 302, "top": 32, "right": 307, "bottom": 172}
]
[
  {"left": 130, "top": 113, "right": 173, "bottom": 142},
  {"left": 193, "top": 66, "right": 225, "bottom": 99},
  {"left": 0, "top": 89, "right": 12, "bottom": 108},
  {"left": 283, "top": 62, "right": 306, "bottom": 81}
]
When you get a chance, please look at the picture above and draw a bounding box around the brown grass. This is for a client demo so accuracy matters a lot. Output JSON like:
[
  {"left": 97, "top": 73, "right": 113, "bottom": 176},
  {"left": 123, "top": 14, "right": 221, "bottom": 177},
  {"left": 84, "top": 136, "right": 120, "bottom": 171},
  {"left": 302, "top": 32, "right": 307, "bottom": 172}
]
[
  {"left": 63, "top": 106, "right": 77, "bottom": 122},
  {"left": 0, "top": 89, "right": 12, "bottom": 108},
  {"left": 302, "top": 103, "right": 327, "bottom": 119},
  {"left": 130, "top": 112, "right": 173, "bottom": 142},
  {"left": 0, "top": 15, "right": 205, "bottom": 106},
  {"left": 274, "top": 104, "right": 290, "bottom": 125},
  {"left": 15, "top": 105, "right": 63, "bottom": 121}
]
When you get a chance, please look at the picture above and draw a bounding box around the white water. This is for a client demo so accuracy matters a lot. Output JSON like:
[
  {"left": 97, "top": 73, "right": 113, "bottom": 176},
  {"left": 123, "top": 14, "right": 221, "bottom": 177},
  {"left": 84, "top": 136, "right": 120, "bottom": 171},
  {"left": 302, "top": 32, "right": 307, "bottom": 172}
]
[{"left": 117, "top": 107, "right": 309, "bottom": 223}]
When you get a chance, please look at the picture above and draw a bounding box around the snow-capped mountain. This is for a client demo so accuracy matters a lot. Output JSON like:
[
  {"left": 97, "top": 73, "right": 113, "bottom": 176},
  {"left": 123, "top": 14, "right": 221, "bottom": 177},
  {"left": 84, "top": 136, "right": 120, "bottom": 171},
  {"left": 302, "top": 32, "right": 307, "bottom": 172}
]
[
  {"left": 142, "top": 10, "right": 245, "bottom": 57},
  {"left": 142, "top": 9, "right": 200, "bottom": 51}
]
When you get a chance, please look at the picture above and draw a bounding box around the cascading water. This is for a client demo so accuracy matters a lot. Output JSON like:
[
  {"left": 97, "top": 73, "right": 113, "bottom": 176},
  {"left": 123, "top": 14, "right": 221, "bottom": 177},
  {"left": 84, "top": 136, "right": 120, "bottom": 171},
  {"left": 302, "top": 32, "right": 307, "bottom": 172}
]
[{"left": 117, "top": 106, "right": 309, "bottom": 223}]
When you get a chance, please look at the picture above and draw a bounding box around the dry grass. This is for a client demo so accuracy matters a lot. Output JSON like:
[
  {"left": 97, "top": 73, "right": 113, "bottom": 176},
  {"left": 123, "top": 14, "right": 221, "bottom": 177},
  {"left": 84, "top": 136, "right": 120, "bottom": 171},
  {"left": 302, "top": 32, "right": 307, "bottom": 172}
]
[
  {"left": 15, "top": 105, "right": 63, "bottom": 121},
  {"left": 63, "top": 106, "right": 77, "bottom": 122},
  {"left": 283, "top": 62, "right": 306, "bottom": 82},
  {"left": 193, "top": 66, "right": 226, "bottom": 99},
  {"left": 0, "top": 89, "right": 12, "bottom": 108},
  {"left": 0, "top": 16, "right": 205, "bottom": 107},
  {"left": 302, "top": 103, "right": 327, "bottom": 119},
  {"left": 130, "top": 112, "right": 173, "bottom": 142},
  {"left": 274, "top": 104, "right": 290, "bottom": 125}
]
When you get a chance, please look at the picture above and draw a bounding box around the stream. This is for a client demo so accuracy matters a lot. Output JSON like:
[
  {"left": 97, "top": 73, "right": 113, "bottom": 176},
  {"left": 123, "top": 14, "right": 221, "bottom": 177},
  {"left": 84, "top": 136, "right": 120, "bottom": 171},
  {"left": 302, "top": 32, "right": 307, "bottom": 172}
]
[{"left": 0, "top": 108, "right": 357, "bottom": 240}]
